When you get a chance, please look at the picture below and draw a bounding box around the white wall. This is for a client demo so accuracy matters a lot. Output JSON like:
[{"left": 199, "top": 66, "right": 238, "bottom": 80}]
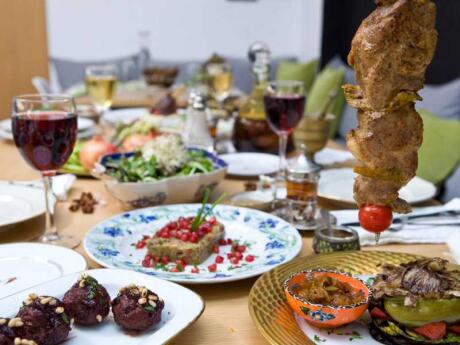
[{"left": 46, "top": 0, "right": 324, "bottom": 62}]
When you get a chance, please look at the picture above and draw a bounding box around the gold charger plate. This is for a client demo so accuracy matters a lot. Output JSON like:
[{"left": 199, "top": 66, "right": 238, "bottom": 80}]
[{"left": 248, "top": 250, "right": 423, "bottom": 345}]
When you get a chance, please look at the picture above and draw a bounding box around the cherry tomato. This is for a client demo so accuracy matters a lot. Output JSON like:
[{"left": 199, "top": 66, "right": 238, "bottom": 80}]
[{"left": 358, "top": 205, "right": 393, "bottom": 233}]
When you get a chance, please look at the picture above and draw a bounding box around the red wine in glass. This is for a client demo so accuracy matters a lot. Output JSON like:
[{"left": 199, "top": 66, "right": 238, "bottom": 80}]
[
  {"left": 12, "top": 111, "right": 77, "bottom": 173},
  {"left": 263, "top": 95, "right": 306, "bottom": 134}
]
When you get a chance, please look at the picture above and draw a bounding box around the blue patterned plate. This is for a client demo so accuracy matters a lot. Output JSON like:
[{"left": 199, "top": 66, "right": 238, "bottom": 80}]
[{"left": 84, "top": 204, "right": 302, "bottom": 284}]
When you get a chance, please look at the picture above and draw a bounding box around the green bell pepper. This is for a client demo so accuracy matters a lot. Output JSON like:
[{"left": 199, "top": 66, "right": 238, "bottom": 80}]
[{"left": 384, "top": 297, "right": 460, "bottom": 327}]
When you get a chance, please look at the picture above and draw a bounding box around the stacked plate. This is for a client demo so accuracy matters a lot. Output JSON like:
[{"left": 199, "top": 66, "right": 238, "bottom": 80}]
[
  {"left": 0, "top": 117, "right": 96, "bottom": 141},
  {"left": 0, "top": 182, "right": 46, "bottom": 231}
]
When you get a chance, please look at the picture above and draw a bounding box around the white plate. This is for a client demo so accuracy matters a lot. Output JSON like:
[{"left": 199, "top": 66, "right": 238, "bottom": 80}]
[
  {"left": 0, "top": 184, "right": 46, "bottom": 229},
  {"left": 102, "top": 108, "right": 150, "bottom": 125},
  {"left": 318, "top": 168, "right": 437, "bottom": 204},
  {"left": 84, "top": 204, "right": 302, "bottom": 284},
  {"left": 219, "top": 153, "right": 279, "bottom": 177},
  {"left": 0, "top": 117, "right": 94, "bottom": 133},
  {"left": 0, "top": 268, "right": 204, "bottom": 345},
  {"left": 0, "top": 243, "right": 87, "bottom": 299}
]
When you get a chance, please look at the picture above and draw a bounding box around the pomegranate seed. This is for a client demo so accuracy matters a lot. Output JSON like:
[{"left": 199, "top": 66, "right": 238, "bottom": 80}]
[
  {"left": 245, "top": 255, "right": 255, "bottom": 262},
  {"left": 136, "top": 241, "right": 146, "bottom": 249},
  {"left": 169, "top": 230, "right": 177, "bottom": 238},
  {"left": 234, "top": 252, "right": 243, "bottom": 260},
  {"left": 161, "top": 256, "right": 169, "bottom": 264},
  {"left": 180, "top": 234, "right": 190, "bottom": 242},
  {"left": 212, "top": 245, "right": 219, "bottom": 254},
  {"left": 215, "top": 255, "right": 224, "bottom": 264},
  {"left": 227, "top": 239, "right": 233, "bottom": 245},
  {"left": 236, "top": 245, "right": 246, "bottom": 253},
  {"left": 227, "top": 253, "right": 234, "bottom": 259},
  {"left": 209, "top": 217, "right": 217, "bottom": 224},
  {"left": 175, "top": 259, "right": 186, "bottom": 267},
  {"left": 191, "top": 267, "right": 200, "bottom": 274},
  {"left": 208, "top": 263, "right": 217, "bottom": 272},
  {"left": 162, "top": 232, "right": 170, "bottom": 239},
  {"left": 197, "top": 230, "right": 206, "bottom": 237},
  {"left": 169, "top": 267, "right": 179, "bottom": 273},
  {"left": 152, "top": 255, "right": 159, "bottom": 263},
  {"left": 169, "top": 222, "right": 178, "bottom": 230},
  {"left": 141, "top": 257, "right": 152, "bottom": 267},
  {"left": 219, "top": 239, "right": 227, "bottom": 246},
  {"left": 230, "top": 257, "right": 239, "bottom": 265}
]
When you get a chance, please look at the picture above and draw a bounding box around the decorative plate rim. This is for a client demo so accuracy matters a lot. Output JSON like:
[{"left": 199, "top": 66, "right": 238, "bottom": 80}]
[{"left": 83, "top": 204, "right": 303, "bottom": 284}]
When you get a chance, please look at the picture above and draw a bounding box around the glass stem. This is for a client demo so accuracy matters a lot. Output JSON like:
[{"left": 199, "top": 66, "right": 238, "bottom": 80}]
[
  {"left": 278, "top": 133, "right": 288, "bottom": 176},
  {"left": 43, "top": 174, "right": 57, "bottom": 239}
]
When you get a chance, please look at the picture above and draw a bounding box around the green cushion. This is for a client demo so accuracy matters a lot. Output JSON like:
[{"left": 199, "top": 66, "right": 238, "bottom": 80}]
[
  {"left": 417, "top": 110, "right": 460, "bottom": 184},
  {"left": 276, "top": 60, "right": 318, "bottom": 94},
  {"left": 306, "top": 67, "right": 346, "bottom": 137}
]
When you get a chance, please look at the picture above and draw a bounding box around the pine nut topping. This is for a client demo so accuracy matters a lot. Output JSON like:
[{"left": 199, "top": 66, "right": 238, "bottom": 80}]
[
  {"left": 40, "top": 297, "right": 52, "bottom": 305},
  {"left": 0, "top": 318, "right": 6, "bottom": 325},
  {"left": 48, "top": 299, "right": 57, "bottom": 306},
  {"left": 138, "top": 298, "right": 147, "bottom": 305},
  {"left": 148, "top": 295, "right": 158, "bottom": 301},
  {"left": 55, "top": 307, "right": 64, "bottom": 314},
  {"left": 28, "top": 293, "right": 38, "bottom": 300},
  {"left": 149, "top": 300, "right": 156, "bottom": 308},
  {"left": 8, "top": 318, "right": 23, "bottom": 328},
  {"left": 96, "top": 315, "right": 102, "bottom": 323},
  {"left": 79, "top": 280, "right": 86, "bottom": 288}
]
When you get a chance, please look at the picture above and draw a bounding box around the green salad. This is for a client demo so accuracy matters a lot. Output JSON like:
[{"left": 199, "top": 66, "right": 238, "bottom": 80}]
[
  {"left": 61, "top": 141, "right": 88, "bottom": 175},
  {"left": 105, "top": 135, "right": 214, "bottom": 182}
]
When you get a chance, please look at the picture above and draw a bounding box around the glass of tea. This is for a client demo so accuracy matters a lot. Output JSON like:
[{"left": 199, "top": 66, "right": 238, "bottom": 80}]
[
  {"left": 12, "top": 94, "right": 79, "bottom": 248},
  {"left": 85, "top": 64, "right": 117, "bottom": 114},
  {"left": 285, "top": 148, "right": 320, "bottom": 230},
  {"left": 263, "top": 81, "right": 305, "bottom": 177}
]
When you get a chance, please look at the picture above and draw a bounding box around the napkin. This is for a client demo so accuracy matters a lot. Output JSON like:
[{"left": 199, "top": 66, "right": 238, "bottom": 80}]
[
  {"left": 6, "top": 174, "right": 76, "bottom": 201},
  {"left": 315, "top": 148, "right": 354, "bottom": 166},
  {"left": 331, "top": 198, "right": 460, "bottom": 246},
  {"left": 447, "top": 233, "right": 460, "bottom": 264}
]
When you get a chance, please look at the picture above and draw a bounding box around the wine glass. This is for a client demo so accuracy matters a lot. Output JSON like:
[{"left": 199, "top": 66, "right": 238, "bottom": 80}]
[
  {"left": 85, "top": 64, "right": 117, "bottom": 115},
  {"left": 12, "top": 94, "right": 79, "bottom": 248},
  {"left": 263, "top": 80, "right": 306, "bottom": 176}
]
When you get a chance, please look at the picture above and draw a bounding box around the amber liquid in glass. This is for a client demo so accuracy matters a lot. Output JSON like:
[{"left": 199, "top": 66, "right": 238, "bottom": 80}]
[
  {"left": 209, "top": 72, "right": 232, "bottom": 95},
  {"left": 286, "top": 178, "right": 317, "bottom": 201},
  {"left": 85, "top": 75, "right": 116, "bottom": 110}
]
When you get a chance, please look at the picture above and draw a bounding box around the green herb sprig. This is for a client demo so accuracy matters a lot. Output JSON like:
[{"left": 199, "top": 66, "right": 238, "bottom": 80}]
[{"left": 190, "top": 189, "right": 226, "bottom": 232}]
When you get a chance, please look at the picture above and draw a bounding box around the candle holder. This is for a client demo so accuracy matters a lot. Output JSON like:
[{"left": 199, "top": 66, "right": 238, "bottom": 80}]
[{"left": 313, "top": 226, "right": 360, "bottom": 254}]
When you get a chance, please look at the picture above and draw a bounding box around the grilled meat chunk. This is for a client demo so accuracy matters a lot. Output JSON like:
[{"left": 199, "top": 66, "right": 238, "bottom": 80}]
[{"left": 348, "top": 0, "right": 437, "bottom": 110}]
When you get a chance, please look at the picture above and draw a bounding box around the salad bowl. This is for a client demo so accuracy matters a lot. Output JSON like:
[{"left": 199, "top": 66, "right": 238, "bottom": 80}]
[{"left": 94, "top": 148, "right": 227, "bottom": 208}]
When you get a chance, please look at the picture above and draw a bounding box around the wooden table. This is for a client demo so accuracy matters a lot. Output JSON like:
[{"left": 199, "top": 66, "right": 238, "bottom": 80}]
[{"left": 0, "top": 140, "right": 449, "bottom": 345}]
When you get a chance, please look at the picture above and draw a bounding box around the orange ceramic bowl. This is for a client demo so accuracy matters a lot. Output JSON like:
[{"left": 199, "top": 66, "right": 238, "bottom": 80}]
[{"left": 283, "top": 269, "right": 371, "bottom": 328}]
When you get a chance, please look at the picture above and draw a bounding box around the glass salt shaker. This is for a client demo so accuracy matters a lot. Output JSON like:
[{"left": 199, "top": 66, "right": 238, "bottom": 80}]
[{"left": 183, "top": 89, "right": 214, "bottom": 152}]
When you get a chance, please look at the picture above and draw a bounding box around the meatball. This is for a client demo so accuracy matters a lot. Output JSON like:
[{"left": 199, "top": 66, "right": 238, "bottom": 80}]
[
  {"left": 111, "top": 285, "right": 164, "bottom": 332},
  {"left": 0, "top": 318, "right": 15, "bottom": 345},
  {"left": 63, "top": 274, "right": 110, "bottom": 326},
  {"left": 14, "top": 294, "right": 71, "bottom": 345}
]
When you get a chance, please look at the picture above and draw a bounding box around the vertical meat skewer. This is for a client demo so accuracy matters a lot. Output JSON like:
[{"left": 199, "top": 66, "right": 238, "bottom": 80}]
[{"left": 343, "top": 0, "right": 438, "bottom": 241}]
